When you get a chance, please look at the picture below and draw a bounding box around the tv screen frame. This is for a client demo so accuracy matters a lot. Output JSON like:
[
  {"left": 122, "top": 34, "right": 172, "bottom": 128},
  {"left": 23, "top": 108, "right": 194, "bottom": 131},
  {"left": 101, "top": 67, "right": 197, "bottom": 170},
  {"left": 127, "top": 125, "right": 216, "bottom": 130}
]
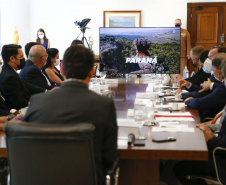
[{"left": 99, "top": 27, "right": 181, "bottom": 74}]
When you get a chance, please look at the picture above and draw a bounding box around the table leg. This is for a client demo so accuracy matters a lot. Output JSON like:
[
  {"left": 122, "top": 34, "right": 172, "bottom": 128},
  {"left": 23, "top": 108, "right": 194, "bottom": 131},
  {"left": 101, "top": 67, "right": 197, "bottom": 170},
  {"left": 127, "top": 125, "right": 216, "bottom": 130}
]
[{"left": 118, "top": 159, "right": 159, "bottom": 185}]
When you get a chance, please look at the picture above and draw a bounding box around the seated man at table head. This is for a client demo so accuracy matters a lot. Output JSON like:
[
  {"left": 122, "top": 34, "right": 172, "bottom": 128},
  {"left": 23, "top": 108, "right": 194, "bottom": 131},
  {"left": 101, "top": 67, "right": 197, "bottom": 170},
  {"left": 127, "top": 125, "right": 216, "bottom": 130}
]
[
  {"left": 0, "top": 44, "right": 45, "bottom": 110},
  {"left": 19, "top": 45, "right": 56, "bottom": 90},
  {"left": 23, "top": 45, "right": 118, "bottom": 185}
]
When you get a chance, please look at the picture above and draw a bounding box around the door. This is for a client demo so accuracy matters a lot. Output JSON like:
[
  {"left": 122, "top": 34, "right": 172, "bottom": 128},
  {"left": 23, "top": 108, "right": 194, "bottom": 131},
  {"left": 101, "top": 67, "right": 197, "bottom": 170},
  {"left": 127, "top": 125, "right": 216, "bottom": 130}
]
[{"left": 187, "top": 2, "right": 226, "bottom": 72}]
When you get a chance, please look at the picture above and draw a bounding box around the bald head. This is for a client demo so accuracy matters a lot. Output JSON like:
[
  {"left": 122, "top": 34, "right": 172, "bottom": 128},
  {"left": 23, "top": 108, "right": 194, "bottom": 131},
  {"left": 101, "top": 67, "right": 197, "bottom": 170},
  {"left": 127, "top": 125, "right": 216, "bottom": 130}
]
[
  {"left": 208, "top": 48, "right": 219, "bottom": 60},
  {"left": 28, "top": 45, "right": 47, "bottom": 68}
]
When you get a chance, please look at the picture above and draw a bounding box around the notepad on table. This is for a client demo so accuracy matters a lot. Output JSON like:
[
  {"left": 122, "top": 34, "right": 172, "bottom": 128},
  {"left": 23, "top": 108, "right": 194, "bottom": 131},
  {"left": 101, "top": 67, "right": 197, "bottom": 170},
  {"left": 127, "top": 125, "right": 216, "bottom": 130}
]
[
  {"left": 117, "top": 118, "right": 138, "bottom": 127},
  {"left": 155, "top": 112, "right": 193, "bottom": 117},
  {"left": 152, "top": 127, "right": 194, "bottom": 132}
]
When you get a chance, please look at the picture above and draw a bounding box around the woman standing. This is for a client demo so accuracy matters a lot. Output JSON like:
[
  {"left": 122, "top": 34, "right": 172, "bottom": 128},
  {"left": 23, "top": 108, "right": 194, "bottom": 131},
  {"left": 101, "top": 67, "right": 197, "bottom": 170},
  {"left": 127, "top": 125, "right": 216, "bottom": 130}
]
[
  {"left": 36, "top": 28, "right": 50, "bottom": 49},
  {"left": 44, "top": 48, "right": 64, "bottom": 85}
]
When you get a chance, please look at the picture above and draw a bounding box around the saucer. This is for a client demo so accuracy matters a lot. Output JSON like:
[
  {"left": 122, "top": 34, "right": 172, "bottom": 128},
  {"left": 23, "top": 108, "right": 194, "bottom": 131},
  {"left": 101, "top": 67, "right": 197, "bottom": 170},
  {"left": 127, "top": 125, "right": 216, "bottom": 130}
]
[
  {"left": 173, "top": 99, "right": 184, "bottom": 102},
  {"left": 169, "top": 107, "right": 181, "bottom": 111},
  {"left": 143, "top": 121, "right": 157, "bottom": 126},
  {"left": 164, "top": 93, "right": 174, "bottom": 96}
]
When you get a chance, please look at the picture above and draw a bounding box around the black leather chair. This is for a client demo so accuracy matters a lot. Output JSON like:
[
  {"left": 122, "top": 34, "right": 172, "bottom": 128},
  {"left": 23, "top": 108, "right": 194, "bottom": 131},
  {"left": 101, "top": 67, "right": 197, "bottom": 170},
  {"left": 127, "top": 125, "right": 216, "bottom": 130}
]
[
  {"left": 187, "top": 147, "right": 226, "bottom": 185},
  {"left": 4, "top": 122, "right": 111, "bottom": 185}
]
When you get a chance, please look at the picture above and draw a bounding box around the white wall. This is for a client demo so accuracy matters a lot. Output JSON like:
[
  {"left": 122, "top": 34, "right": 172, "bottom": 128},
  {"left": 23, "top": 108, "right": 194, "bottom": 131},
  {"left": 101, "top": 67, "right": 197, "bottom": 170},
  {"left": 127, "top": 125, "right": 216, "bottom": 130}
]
[{"left": 1, "top": 0, "right": 226, "bottom": 58}]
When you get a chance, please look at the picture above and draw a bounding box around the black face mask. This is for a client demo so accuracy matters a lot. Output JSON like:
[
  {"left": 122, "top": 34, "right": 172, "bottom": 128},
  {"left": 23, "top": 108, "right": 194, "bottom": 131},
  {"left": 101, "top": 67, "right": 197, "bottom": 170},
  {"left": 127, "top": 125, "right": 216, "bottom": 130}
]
[
  {"left": 18, "top": 58, "right": 26, "bottom": 69},
  {"left": 175, "top": 24, "right": 181, "bottom": 27}
]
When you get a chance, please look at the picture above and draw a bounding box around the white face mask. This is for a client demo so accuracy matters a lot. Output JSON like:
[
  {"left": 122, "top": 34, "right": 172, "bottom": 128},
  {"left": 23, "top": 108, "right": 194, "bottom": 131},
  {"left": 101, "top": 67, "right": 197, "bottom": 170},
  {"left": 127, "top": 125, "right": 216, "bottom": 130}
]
[
  {"left": 54, "top": 59, "right": 60, "bottom": 66},
  {"left": 38, "top": 35, "right": 44, "bottom": 39},
  {"left": 203, "top": 58, "right": 212, "bottom": 73}
]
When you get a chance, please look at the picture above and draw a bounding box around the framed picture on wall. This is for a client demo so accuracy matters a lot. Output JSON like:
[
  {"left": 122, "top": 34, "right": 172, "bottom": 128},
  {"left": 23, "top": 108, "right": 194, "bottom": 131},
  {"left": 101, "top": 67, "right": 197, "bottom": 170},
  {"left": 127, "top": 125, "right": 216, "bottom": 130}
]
[{"left": 103, "top": 11, "right": 141, "bottom": 27}]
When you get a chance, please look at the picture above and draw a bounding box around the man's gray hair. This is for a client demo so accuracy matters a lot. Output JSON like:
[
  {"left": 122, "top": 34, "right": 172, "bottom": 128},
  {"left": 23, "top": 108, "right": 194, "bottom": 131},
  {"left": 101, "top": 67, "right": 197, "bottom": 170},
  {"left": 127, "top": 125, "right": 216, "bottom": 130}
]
[{"left": 212, "top": 53, "right": 226, "bottom": 69}]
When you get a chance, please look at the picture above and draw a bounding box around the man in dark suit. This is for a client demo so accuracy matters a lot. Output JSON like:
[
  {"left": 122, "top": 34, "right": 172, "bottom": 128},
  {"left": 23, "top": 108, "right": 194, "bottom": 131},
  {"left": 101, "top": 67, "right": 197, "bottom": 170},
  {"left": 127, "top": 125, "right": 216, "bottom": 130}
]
[
  {"left": 173, "top": 60, "right": 226, "bottom": 184},
  {"left": 178, "top": 54, "right": 223, "bottom": 100},
  {"left": 185, "top": 53, "right": 226, "bottom": 121},
  {"left": 185, "top": 48, "right": 211, "bottom": 86},
  {"left": 23, "top": 46, "right": 118, "bottom": 185},
  {"left": 0, "top": 44, "right": 46, "bottom": 110},
  {"left": 19, "top": 45, "right": 56, "bottom": 90}
]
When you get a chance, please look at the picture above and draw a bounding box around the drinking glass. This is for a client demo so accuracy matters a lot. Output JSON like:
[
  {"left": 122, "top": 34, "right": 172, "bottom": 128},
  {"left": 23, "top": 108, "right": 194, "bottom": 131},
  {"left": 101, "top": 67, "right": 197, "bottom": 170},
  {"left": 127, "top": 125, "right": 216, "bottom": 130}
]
[
  {"left": 146, "top": 102, "right": 155, "bottom": 125},
  {"left": 134, "top": 106, "right": 147, "bottom": 139}
]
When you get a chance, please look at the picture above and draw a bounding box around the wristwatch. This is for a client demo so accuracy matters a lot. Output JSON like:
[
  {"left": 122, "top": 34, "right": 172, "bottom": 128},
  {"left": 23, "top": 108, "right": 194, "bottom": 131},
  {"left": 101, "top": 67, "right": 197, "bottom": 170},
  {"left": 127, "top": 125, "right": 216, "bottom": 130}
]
[{"left": 7, "top": 114, "right": 14, "bottom": 121}]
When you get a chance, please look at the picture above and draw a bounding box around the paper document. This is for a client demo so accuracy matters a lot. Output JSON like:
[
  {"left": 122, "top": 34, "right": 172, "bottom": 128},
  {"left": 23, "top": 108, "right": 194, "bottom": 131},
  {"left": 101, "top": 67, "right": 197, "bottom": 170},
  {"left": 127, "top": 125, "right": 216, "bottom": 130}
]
[
  {"left": 155, "top": 112, "right": 193, "bottom": 117},
  {"left": 152, "top": 127, "right": 194, "bottom": 132},
  {"left": 158, "top": 121, "right": 180, "bottom": 126},
  {"left": 155, "top": 104, "right": 171, "bottom": 109},
  {"left": 104, "top": 79, "right": 118, "bottom": 84},
  {"left": 117, "top": 139, "right": 128, "bottom": 146},
  {"left": 160, "top": 124, "right": 188, "bottom": 128},
  {"left": 134, "top": 98, "right": 151, "bottom": 106},
  {"left": 127, "top": 109, "right": 134, "bottom": 117},
  {"left": 117, "top": 118, "right": 138, "bottom": 127},
  {"left": 155, "top": 117, "right": 195, "bottom": 121},
  {"left": 136, "top": 92, "right": 158, "bottom": 99}
]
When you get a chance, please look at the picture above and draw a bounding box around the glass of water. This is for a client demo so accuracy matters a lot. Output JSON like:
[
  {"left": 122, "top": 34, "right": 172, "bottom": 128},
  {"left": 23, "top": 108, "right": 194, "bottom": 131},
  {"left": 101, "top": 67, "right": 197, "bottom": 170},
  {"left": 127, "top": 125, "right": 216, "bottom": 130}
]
[{"left": 134, "top": 106, "right": 147, "bottom": 139}]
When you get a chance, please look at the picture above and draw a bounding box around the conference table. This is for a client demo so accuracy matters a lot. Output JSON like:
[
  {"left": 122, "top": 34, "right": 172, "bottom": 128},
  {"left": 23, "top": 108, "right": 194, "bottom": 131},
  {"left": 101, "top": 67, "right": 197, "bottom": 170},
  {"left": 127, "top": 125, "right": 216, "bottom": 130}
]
[
  {"left": 110, "top": 76, "right": 208, "bottom": 185},
  {"left": 0, "top": 76, "right": 208, "bottom": 185}
]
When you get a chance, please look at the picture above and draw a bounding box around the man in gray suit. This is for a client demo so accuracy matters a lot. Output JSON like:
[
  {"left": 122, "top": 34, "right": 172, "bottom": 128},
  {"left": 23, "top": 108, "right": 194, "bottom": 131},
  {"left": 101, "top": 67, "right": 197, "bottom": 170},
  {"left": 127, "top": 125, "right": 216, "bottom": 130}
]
[{"left": 23, "top": 45, "right": 118, "bottom": 185}]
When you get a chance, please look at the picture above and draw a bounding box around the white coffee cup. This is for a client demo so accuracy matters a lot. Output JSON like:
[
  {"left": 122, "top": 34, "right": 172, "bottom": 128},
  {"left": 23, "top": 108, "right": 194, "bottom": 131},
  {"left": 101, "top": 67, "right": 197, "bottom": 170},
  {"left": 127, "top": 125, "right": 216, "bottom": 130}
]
[
  {"left": 165, "top": 89, "right": 171, "bottom": 94},
  {"left": 175, "top": 94, "right": 180, "bottom": 101},
  {"left": 172, "top": 83, "right": 177, "bottom": 88},
  {"left": 172, "top": 103, "right": 179, "bottom": 110}
]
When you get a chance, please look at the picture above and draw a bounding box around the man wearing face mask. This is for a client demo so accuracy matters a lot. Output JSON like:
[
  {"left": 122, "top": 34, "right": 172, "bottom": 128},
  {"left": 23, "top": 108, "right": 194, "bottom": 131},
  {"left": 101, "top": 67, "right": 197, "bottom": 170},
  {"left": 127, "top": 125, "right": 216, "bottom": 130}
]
[
  {"left": 185, "top": 53, "right": 226, "bottom": 122},
  {"left": 19, "top": 45, "right": 56, "bottom": 90},
  {"left": 0, "top": 44, "right": 46, "bottom": 110},
  {"left": 174, "top": 60, "right": 226, "bottom": 185},
  {"left": 175, "top": 18, "right": 191, "bottom": 76}
]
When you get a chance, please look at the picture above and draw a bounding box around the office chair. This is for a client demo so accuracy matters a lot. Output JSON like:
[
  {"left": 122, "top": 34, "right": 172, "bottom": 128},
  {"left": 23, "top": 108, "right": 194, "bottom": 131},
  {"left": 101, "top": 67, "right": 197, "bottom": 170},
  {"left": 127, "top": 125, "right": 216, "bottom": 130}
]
[
  {"left": 187, "top": 147, "right": 226, "bottom": 185},
  {"left": 4, "top": 122, "right": 119, "bottom": 185}
]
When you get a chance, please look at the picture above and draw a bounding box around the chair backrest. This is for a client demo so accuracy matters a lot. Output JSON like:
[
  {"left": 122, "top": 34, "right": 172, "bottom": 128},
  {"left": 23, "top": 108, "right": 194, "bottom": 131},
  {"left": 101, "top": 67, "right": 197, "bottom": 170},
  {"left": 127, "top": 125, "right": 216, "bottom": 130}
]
[{"left": 4, "top": 121, "right": 97, "bottom": 185}]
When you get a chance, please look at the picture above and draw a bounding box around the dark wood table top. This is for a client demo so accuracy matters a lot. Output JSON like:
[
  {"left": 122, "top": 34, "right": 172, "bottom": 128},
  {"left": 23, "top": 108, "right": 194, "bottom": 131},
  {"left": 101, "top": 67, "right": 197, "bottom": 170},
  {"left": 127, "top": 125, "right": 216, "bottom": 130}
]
[
  {"left": 0, "top": 77, "right": 208, "bottom": 161},
  {"left": 112, "top": 77, "right": 208, "bottom": 161}
]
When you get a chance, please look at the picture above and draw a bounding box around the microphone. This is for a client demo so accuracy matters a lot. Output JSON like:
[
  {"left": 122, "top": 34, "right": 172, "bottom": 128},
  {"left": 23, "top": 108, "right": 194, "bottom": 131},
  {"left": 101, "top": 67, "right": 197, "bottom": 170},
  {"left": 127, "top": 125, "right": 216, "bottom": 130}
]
[{"left": 128, "top": 133, "right": 135, "bottom": 146}]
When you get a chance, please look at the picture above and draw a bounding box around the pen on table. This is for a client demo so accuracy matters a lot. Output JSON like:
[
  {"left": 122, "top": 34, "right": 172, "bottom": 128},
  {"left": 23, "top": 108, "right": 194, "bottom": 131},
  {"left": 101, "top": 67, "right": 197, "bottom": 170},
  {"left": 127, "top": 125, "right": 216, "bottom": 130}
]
[{"left": 14, "top": 117, "right": 22, "bottom": 120}]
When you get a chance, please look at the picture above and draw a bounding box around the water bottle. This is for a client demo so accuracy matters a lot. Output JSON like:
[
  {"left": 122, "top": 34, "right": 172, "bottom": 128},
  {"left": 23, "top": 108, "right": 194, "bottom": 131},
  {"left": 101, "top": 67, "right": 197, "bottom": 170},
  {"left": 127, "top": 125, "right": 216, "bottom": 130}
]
[{"left": 183, "top": 66, "right": 189, "bottom": 79}]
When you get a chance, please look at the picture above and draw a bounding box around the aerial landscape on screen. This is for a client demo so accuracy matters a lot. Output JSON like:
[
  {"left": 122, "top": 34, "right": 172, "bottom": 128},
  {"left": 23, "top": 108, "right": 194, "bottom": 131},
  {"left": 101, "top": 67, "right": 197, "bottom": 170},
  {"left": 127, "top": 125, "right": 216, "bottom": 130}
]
[{"left": 99, "top": 27, "right": 181, "bottom": 74}]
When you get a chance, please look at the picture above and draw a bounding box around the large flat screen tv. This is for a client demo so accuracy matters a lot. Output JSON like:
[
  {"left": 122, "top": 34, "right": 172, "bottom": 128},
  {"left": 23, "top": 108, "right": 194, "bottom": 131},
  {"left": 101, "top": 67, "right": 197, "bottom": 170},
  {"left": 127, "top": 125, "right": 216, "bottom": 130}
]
[{"left": 99, "top": 27, "right": 181, "bottom": 74}]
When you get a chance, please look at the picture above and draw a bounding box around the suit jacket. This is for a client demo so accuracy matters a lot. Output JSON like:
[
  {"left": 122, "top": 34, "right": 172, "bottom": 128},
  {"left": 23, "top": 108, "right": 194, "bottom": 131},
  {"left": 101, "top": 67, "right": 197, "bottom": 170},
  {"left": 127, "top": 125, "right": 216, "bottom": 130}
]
[
  {"left": 19, "top": 60, "right": 55, "bottom": 90},
  {"left": 0, "top": 64, "right": 45, "bottom": 110},
  {"left": 185, "top": 82, "right": 226, "bottom": 121},
  {"left": 181, "top": 74, "right": 222, "bottom": 99},
  {"left": 207, "top": 116, "right": 226, "bottom": 184},
  {"left": 186, "top": 67, "right": 211, "bottom": 86},
  {"left": 23, "top": 80, "right": 118, "bottom": 185},
  {"left": 0, "top": 94, "right": 10, "bottom": 116}
]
